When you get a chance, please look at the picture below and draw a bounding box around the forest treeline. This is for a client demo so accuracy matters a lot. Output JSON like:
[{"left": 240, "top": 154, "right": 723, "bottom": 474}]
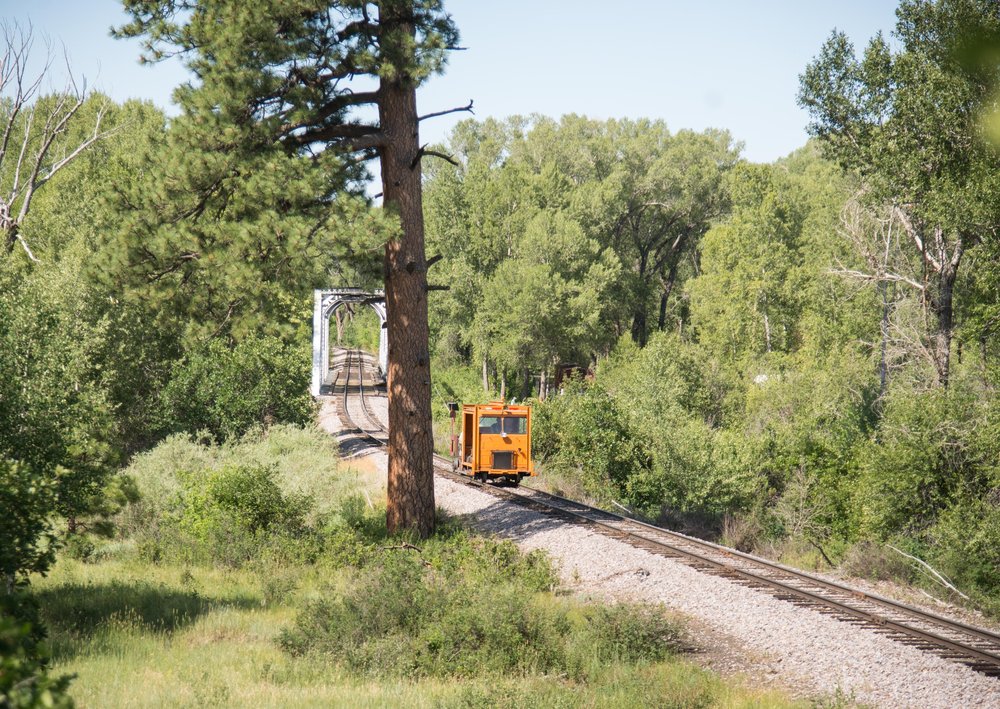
[
  {"left": 422, "top": 0, "right": 1000, "bottom": 612},
  {"left": 2, "top": 0, "right": 1000, "bottom": 702}
]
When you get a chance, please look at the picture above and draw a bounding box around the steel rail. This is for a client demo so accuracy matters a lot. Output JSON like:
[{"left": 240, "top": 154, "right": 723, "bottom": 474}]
[
  {"left": 520, "top": 484, "right": 1000, "bottom": 648},
  {"left": 337, "top": 348, "right": 387, "bottom": 445}
]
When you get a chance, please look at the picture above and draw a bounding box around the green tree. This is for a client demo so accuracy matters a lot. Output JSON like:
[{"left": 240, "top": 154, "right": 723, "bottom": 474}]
[
  {"left": 516, "top": 117, "right": 740, "bottom": 345},
  {"left": 799, "top": 0, "right": 1000, "bottom": 386},
  {"left": 470, "top": 211, "right": 619, "bottom": 397},
  {"left": 161, "top": 335, "right": 316, "bottom": 441},
  {"left": 689, "top": 164, "right": 807, "bottom": 362},
  {"left": 117, "top": 0, "right": 461, "bottom": 537}
]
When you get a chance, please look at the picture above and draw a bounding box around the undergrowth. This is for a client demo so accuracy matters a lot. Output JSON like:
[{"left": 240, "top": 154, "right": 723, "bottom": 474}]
[{"left": 30, "top": 427, "right": 807, "bottom": 708}]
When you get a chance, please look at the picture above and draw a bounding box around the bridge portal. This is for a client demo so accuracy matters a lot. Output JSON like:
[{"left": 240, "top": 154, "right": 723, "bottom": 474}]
[{"left": 311, "top": 288, "right": 387, "bottom": 395}]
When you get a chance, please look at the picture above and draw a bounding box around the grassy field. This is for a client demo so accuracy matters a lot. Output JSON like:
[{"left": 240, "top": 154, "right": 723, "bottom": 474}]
[{"left": 30, "top": 426, "right": 818, "bottom": 708}]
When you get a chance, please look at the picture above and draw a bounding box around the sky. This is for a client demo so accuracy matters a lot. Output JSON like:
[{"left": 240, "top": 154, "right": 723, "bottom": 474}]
[{"left": 1, "top": 0, "right": 901, "bottom": 163}]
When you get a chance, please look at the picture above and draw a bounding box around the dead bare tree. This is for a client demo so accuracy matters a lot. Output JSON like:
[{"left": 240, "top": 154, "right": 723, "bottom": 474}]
[
  {"left": 0, "top": 21, "right": 113, "bottom": 261},
  {"left": 833, "top": 196, "right": 965, "bottom": 390}
]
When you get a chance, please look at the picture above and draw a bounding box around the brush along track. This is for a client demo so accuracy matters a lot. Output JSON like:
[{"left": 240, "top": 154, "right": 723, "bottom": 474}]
[{"left": 330, "top": 349, "right": 1000, "bottom": 679}]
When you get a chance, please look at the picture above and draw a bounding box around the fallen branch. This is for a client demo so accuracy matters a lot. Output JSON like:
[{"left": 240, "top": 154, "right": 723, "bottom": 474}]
[
  {"left": 887, "top": 544, "right": 969, "bottom": 600},
  {"left": 808, "top": 539, "right": 835, "bottom": 568},
  {"left": 611, "top": 500, "right": 633, "bottom": 515},
  {"left": 379, "top": 542, "right": 431, "bottom": 566}
]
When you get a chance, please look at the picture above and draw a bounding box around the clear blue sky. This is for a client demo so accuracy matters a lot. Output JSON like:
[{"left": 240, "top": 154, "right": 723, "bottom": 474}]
[{"left": 2, "top": 0, "right": 900, "bottom": 162}]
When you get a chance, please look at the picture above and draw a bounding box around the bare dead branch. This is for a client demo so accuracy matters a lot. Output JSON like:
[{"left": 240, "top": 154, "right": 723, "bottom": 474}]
[
  {"left": 410, "top": 145, "right": 458, "bottom": 169},
  {"left": 0, "top": 21, "right": 114, "bottom": 259},
  {"left": 417, "top": 99, "right": 474, "bottom": 122},
  {"left": 14, "top": 232, "right": 38, "bottom": 262},
  {"left": 829, "top": 265, "right": 926, "bottom": 292}
]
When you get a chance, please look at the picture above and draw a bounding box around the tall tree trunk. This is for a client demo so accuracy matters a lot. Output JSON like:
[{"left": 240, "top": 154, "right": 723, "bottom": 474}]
[
  {"left": 482, "top": 355, "right": 490, "bottom": 393},
  {"left": 380, "top": 5, "right": 434, "bottom": 538},
  {"left": 631, "top": 308, "right": 647, "bottom": 347},
  {"left": 929, "top": 229, "right": 963, "bottom": 389},
  {"left": 878, "top": 280, "right": 891, "bottom": 397},
  {"left": 657, "top": 261, "right": 680, "bottom": 332},
  {"left": 519, "top": 367, "right": 532, "bottom": 401},
  {"left": 539, "top": 367, "right": 548, "bottom": 402},
  {"left": 934, "top": 264, "right": 957, "bottom": 389},
  {"left": 631, "top": 246, "right": 650, "bottom": 346}
]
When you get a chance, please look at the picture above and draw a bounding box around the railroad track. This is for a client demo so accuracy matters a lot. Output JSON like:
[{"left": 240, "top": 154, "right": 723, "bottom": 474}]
[
  {"left": 437, "top": 471, "right": 1000, "bottom": 678},
  {"left": 332, "top": 348, "right": 387, "bottom": 446},
  {"left": 331, "top": 349, "right": 1000, "bottom": 678}
]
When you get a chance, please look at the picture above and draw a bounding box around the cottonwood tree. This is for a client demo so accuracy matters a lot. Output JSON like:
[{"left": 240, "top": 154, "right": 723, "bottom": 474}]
[
  {"left": 799, "top": 0, "right": 1000, "bottom": 387},
  {"left": 118, "top": 0, "right": 463, "bottom": 537},
  {"left": 689, "top": 163, "right": 806, "bottom": 362},
  {"left": 834, "top": 196, "right": 952, "bottom": 393},
  {"left": 515, "top": 118, "right": 740, "bottom": 345},
  {"left": 0, "top": 21, "right": 111, "bottom": 262}
]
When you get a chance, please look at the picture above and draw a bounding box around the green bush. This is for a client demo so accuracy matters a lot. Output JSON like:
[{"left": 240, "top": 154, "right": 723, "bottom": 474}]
[
  {"left": 926, "top": 497, "right": 1000, "bottom": 603},
  {"left": 579, "top": 602, "right": 682, "bottom": 665},
  {"left": 0, "top": 460, "right": 59, "bottom": 588},
  {"left": 852, "top": 387, "right": 979, "bottom": 538},
  {"left": 177, "top": 464, "right": 309, "bottom": 539},
  {"left": 533, "top": 380, "right": 652, "bottom": 501},
  {"left": 281, "top": 526, "right": 682, "bottom": 680},
  {"left": 160, "top": 334, "right": 316, "bottom": 442},
  {"left": 139, "top": 463, "right": 316, "bottom": 567},
  {"left": 0, "top": 597, "right": 74, "bottom": 709}
]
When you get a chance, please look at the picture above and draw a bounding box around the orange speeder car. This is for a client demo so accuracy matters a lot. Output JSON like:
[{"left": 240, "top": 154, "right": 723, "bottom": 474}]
[{"left": 450, "top": 402, "right": 535, "bottom": 486}]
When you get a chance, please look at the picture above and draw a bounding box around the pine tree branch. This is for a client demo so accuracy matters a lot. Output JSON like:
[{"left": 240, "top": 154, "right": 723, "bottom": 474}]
[
  {"left": 410, "top": 145, "right": 458, "bottom": 169},
  {"left": 277, "top": 90, "right": 380, "bottom": 139},
  {"left": 417, "top": 99, "right": 473, "bottom": 122},
  {"left": 286, "top": 121, "right": 382, "bottom": 148}
]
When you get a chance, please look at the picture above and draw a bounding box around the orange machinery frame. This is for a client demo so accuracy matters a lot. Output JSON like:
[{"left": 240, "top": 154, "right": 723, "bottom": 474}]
[{"left": 450, "top": 402, "right": 535, "bottom": 481}]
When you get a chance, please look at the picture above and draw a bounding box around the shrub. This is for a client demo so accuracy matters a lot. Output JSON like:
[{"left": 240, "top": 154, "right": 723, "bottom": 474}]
[
  {"left": 139, "top": 463, "right": 315, "bottom": 567},
  {"left": 839, "top": 541, "right": 915, "bottom": 583},
  {"left": 926, "top": 496, "right": 1000, "bottom": 603},
  {"left": 852, "top": 387, "right": 981, "bottom": 539},
  {"left": 160, "top": 334, "right": 316, "bottom": 442},
  {"left": 281, "top": 525, "right": 683, "bottom": 681},
  {"left": 0, "top": 596, "right": 74, "bottom": 709},
  {"left": 533, "top": 380, "right": 652, "bottom": 501},
  {"left": 0, "top": 460, "right": 58, "bottom": 588},
  {"left": 177, "top": 464, "right": 309, "bottom": 539},
  {"left": 582, "top": 602, "right": 683, "bottom": 665}
]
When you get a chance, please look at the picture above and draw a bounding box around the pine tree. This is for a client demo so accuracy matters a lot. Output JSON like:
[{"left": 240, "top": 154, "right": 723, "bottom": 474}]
[{"left": 117, "top": 0, "right": 463, "bottom": 536}]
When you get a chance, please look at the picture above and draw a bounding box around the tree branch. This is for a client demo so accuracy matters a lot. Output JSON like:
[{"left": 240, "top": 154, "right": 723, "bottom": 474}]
[
  {"left": 893, "top": 205, "right": 943, "bottom": 272},
  {"left": 286, "top": 121, "right": 382, "bottom": 148},
  {"left": 410, "top": 145, "right": 458, "bottom": 169},
  {"left": 276, "top": 89, "right": 380, "bottom": 139},
  {"left": 417, "top": 99, "right": 474, "bottom": 122},
  {"left": 829, "top": 265, "right": 926, "bottom": 292},
  {"left": 17, "top": 98, "right": 116, "bottom": 226}
]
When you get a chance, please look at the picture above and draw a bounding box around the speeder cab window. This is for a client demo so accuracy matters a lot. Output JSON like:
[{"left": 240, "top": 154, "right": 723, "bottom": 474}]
[
  {"left": 478, "top": 416, "right": 502, "bottom": 433},
  {"left": 503, "top": 416, "right": 527, "bottom": 434}
]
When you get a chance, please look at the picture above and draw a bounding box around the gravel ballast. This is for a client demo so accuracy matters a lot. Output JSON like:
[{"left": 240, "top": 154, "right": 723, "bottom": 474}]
[{"left": 318, "top": 393, "right": 1000, "bottom": 708}]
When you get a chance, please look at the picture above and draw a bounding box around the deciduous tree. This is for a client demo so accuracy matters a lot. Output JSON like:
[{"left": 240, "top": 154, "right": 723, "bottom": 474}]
[
  {"left": 799, "top": 0, "right": 1000, "bottom": 387},
  {"left": 0, "top": 21, "right": 111, "bottom": 262}
]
